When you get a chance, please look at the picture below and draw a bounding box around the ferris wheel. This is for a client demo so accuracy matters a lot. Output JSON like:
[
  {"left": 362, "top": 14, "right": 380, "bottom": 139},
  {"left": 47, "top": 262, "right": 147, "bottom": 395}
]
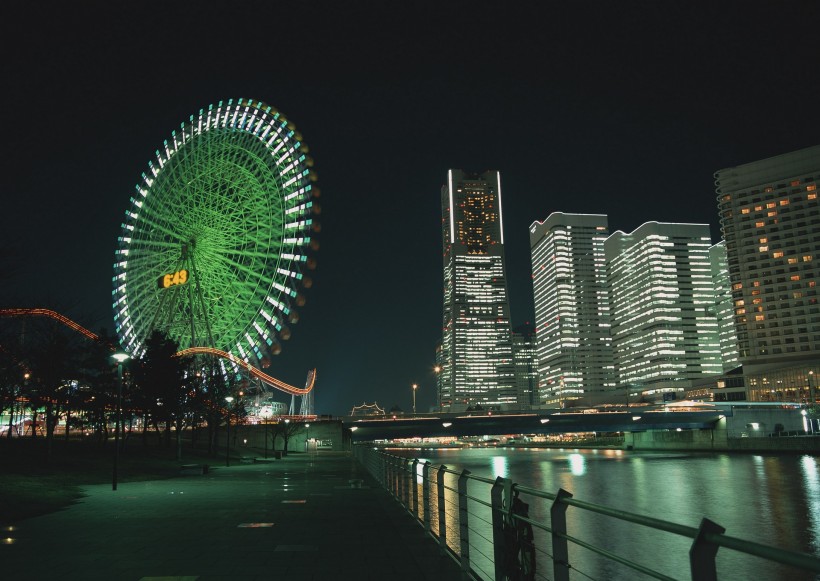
[{"left": 113, "top": 98, "right": 318, "bottom": 374}]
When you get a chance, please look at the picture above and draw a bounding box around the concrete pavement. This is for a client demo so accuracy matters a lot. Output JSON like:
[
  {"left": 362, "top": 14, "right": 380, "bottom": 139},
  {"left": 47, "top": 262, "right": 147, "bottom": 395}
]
[{"left": 3, "top": 451, "right": 465, "bottom": 580}]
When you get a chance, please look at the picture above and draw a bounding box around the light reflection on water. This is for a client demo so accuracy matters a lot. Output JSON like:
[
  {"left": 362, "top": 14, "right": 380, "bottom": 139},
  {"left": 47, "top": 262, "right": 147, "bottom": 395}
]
[{"left": 393, "top": 447, "right": 820, "bottom": 581}]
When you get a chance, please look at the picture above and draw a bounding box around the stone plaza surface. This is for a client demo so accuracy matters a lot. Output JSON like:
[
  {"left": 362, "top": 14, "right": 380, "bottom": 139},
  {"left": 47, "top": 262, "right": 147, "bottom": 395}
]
[{"left": 4, "top": 452, "right": 464, "bottom": 580}]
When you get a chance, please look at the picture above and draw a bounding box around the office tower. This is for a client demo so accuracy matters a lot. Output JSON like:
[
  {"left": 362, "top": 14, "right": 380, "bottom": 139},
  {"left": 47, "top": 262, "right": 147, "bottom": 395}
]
[
  {"left": 440, "top": 170, "right": 516, "bottom": 411},
  {"left": 529, "top": 213, "right": 613, "bottom": 406},
  {"left": 512, "top": 323, "right": 538, "bottom": 408},
  {"left": 605, "top": 222, "right": 721, "bottom": 396},
  {"left": 709, "top": 242, "right": 740, "bottom": 372},
  {"left": 715, "top": 145, "right": 820, "bottom": 402}
]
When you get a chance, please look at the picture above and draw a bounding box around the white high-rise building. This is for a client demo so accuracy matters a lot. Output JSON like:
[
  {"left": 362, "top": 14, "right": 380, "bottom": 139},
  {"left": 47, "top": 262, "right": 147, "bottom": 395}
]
[
  {"left": 605, "top": 222, "right": 722, "bottom": 397},
  {"left": 715, "top": 144, "right": 820, "bottom": 402},
  {"left": 709, "top": 241, "right": 740, "bottom": 372},
  {"left": 440, "top": 170, "right": 516, "bottom": 411},
  {"left": 529, "top": 213, "right": 613, "bottom": 406}
]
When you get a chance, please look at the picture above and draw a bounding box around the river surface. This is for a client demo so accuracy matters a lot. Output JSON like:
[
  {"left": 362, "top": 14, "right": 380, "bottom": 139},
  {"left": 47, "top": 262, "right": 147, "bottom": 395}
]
[{"left": 388, "top": 446, "right": 820, "bottom": 581}]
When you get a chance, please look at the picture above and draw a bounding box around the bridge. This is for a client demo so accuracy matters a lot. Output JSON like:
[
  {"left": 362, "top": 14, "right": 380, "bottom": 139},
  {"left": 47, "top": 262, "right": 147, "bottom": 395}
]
[{"left": 344, "top": 405, "right": 727, "bottom": 441}]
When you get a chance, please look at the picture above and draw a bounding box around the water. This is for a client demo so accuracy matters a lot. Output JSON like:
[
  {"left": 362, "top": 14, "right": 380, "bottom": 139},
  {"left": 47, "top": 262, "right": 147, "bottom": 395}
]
[{"left": 389, "top": 447, "right": 820, "bottom": 581}]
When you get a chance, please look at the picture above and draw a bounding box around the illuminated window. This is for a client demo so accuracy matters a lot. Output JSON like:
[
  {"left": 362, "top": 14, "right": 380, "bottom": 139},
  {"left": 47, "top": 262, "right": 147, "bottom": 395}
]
[
  {"left": 759, "top": 246, "right": 769, "bottom": 252},
  {"left": 741, "top": 208, "right": 751, "bottom": 214},
  {"left": 756, "top": 221, "right": 765, "bottom": 228},
  {"left": 734, "top": 299, "right": 745, "bottom": 306},
  {"left": 791, "top": 275, "right": 801, "bottom": 281},
  {"left": 780, "top": 199, "right": 789, "bottom": 206},
  {"left": 766, "top": 202, "right": 776, "bottom": 209},
  {"left": 755, "top": 205, "right": 764, "bottom": 211},
  {"left": 809, "top": 193, "right": 817, "bottom": 200},
  {"left": 767, "top": 211, "right": 777, "bottom": 217},
  {"left": 803, "top": 255, "right": 813, "bottom": 262},
  {"left": 773, "top": 251, "right": 784, "bottom": 258},
  {"left": 735, "top": 308, "right": 746, "bottom": 315},
  {"left": 732, "top": 283, "right": 743, "bottom": 290},
  {"left": 753, "top": 298, "right": 763, "bottom": 304},
  {"left": 794, "top": 292, "right": 803, "bottom": 299},
  {"left": 808, "top": 184, "right": 817, "bottom": 191},
  {"left": 788, "top": 258, "right": 798, "bottom": 264},
  {"left": 753, "top": 281, "right": 760, "bottom": 287},
  {"left": 791, "top": 180, "right": 801, "bottom": 187},
  {"left": 759, "top": 237, "right": 768, "bottom": 243},
  {"left": 755, "top": 314, "right": 765, "bottom": 321}
]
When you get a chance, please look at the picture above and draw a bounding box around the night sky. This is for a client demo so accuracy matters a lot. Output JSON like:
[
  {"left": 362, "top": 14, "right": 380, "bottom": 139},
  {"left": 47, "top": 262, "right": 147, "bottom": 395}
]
[{"left": 2, "top": 1, "right": 820, "bottom": 415}]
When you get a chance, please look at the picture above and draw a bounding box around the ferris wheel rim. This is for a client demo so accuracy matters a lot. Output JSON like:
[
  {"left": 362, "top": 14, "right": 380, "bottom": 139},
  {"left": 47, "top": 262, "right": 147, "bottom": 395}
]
[{"left": 113, "top": 98, "right": 317, "bottom": 370}]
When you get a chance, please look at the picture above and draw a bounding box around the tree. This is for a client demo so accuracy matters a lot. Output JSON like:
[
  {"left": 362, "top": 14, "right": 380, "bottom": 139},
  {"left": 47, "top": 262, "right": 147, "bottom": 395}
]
[
  {"left": 130, "top": 331, "right": 189, "bottom": 453},
  {"left": 271, "top": 419, "right": 304, "bottom": 455}
]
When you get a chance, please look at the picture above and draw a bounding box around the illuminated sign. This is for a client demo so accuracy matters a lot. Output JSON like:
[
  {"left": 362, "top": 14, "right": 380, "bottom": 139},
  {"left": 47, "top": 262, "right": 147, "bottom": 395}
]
[{"left": 158, "top": 269, "right": 188, "bottom": 288}]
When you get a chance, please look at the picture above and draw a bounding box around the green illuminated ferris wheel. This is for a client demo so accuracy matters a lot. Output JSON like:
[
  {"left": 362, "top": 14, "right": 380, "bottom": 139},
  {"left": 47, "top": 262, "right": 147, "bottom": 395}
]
[{"left": 113, "top": 98, "right": 318, "bottom": 365}]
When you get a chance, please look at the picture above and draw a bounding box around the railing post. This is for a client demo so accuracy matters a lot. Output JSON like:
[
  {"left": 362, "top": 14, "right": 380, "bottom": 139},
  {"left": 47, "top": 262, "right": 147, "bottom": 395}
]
[
  {"left": 690, "top": 518, "right": 726, "bottom": 581},
  {"left": 398, "top": 457, "right": 405, "bottom": 508},
  {"left": 437, "top": 465, "right": 447, "bottom": 553},
  {"left": 412, "top": 459, "right": 420, "bottom": 520},
  {"left": 491, "top": 476, "right": 511, "bottom": 581},
  {"left": 422, "top": 461, "right": 432, "bottom": 533},
  {"left": 458, "top": 469, "right": 471, "bottom": 574},
  {"left": 551, "top": 488, "right": 573, "bottom": 581}
]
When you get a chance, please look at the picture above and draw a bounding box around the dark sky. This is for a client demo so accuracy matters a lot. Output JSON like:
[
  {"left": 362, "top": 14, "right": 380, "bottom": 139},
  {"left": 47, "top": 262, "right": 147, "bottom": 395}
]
[{"left": 2, "top": 1, "right": 819, "bottom": 415}]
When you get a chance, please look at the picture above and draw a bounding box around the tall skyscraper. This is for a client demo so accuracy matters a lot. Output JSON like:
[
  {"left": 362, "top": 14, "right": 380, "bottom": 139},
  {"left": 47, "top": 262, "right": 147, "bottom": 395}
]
[
  {"left": 715, "top": 145, "right": 820, "bottom": 402},
  {"left": 440, "top": 170, "right": 516, "bottom": 411},
  {"left": 529, "top": 213, "right": 613, "bottom": 406},
  {"left": 512, "top": 323, "right": 538, "bottom": 408},
  {"left": 605, "top": 222, "right": 722, "bottom": 397},
  {"left": 709, "top": 241, "right": 740, "bottom": 372}
]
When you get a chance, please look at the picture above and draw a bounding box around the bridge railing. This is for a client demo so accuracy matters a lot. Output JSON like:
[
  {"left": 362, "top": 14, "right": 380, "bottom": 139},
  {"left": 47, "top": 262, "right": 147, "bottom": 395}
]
[{"left": 354, "top": 445, "right": 820, "bottom": 581}]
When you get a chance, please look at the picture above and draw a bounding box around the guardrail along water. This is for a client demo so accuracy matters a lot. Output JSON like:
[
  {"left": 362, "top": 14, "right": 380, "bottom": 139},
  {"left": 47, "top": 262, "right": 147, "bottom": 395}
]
[{"left": 354, "top": 446, "right": 820, "bottom": 581}]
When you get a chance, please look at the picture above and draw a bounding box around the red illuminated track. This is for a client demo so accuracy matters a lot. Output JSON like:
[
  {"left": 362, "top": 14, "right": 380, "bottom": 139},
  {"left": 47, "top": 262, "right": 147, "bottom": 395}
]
[
  {"left": 0, "top": 308, "right": 102, "bottom": 343},
  {"left": 1, "top": 308, "right": 316, "bottom": 396},
  {"left": 176, "top": 347, "right": 316, "bottom": 396}
]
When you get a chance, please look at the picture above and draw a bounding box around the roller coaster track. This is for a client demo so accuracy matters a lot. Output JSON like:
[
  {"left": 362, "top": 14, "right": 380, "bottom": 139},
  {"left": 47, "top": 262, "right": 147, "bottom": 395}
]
[
  {"left": 176, "top": 347, "right": 315, "bottom": 396},
  {"left": 0, "top": 308, "right": 315, "bottom": 396}
]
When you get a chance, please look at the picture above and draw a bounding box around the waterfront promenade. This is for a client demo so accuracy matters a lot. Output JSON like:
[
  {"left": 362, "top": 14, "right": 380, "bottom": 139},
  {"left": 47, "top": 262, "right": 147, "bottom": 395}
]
[{"left": 4, "top": 452, "right": 462, "bottom": 580}]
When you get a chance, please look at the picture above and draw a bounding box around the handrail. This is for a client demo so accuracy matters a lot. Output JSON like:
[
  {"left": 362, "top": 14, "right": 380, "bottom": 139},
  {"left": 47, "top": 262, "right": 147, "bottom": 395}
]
[{"left": 356, "top": 446, "right": 820, "bottom": 580}]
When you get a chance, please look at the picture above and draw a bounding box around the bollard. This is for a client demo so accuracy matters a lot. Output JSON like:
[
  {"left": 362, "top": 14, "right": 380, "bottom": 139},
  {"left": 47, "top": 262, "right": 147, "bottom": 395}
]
[
  {"left": 422, "top": 461, "right": 432, "bottom": 533},
  {"left": 437, "top": 465, "right": 447, "bottom": 553},
  {"left": 458, "top": 469, "right": 471, "bottom": 574},
  {"left": 690, "top": 518, "right": 726, "bottom": 581},
  {"left": 551, "top": 488, "right": 573, "bottom": 581}
]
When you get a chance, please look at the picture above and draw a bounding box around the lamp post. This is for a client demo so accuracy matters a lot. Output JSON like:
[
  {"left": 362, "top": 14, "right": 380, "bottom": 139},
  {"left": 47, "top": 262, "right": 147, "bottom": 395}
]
[
  {"left": 225, "top": 396, "right": 234, "bottom": 467},
  {"left": 412, "top": 383, "right": 418, "bottom": 415},
  {"left": 111, "top": 353, "right": 130, "bottom": 491}
]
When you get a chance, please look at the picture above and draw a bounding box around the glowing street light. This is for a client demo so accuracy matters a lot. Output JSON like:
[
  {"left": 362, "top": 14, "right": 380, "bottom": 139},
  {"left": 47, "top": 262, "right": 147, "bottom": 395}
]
[
  {"left": 412, "top": 383, "right": 418, "bottom": 415},
  {"left": 225, "top": 396, "right": 234, "bottom": 467},
  {"left": 111, "top": 352, "right": 130, "bottom": 491}
]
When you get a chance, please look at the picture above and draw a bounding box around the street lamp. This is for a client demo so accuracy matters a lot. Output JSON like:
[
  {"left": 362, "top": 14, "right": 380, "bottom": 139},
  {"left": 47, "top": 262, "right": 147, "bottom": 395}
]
[
  {"left": 225, "top": 396, "right": 234, "bottom": 467},
  {"left": 809, "top": 371, "right": 816, "bottom": 406},
  {"left": 111, "top": 352, "right": 129, "bottom": 491},
  {"left": 412, "top": 383, "right": 418, "bottom": 415}
]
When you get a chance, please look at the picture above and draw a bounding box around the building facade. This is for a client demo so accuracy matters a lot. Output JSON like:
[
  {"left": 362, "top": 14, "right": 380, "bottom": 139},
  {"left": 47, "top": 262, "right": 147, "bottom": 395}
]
[
  {"left": 529, "top": 213, "right": 613, "bottom": 406},
  {"left": 709, "top": 241, "right": 740, "bottom": 372},
  {"left": 512, "top": 323, "right": 538, "bottom": 408},
  {"left": 715, "top": 144, "right": 820, "bottom": 403},
  {"left": 440, "top": 170, "right": 516, "bottom": 411},
  {"left": 605, "top": 222, "right": 722, "bottom": 399}
]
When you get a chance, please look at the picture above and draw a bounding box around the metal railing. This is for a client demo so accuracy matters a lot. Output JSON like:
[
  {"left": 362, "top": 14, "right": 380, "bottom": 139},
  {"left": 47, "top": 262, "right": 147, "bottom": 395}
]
[{"left": 354, "top": 445, "right": 820, "bottom": 581}]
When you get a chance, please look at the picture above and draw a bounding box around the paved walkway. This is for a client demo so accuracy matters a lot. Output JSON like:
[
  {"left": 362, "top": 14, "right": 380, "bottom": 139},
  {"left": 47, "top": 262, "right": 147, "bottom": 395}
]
[{"left": 4, "top": 452, "right": 465, "bottom": 580}]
